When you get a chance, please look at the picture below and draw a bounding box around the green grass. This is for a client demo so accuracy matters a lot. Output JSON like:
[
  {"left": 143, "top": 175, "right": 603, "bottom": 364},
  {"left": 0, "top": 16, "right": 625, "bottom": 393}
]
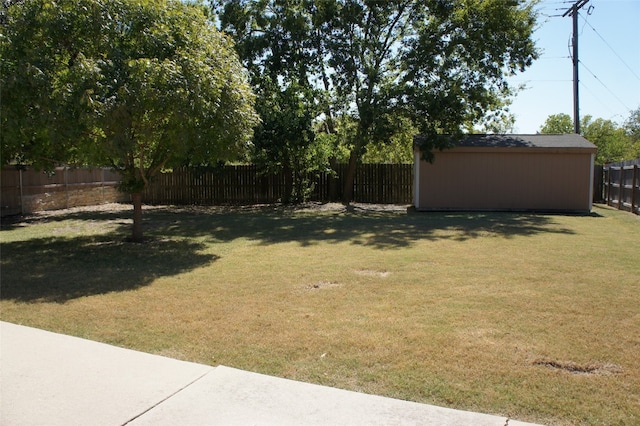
[{"left": 1, "top": 203, "right": 639, "bottom": 425}]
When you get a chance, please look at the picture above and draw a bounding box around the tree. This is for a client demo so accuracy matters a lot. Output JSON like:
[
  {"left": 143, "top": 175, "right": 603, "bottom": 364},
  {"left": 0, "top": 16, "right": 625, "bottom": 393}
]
[
  {"left": 1, "top": 0, "right": 258, "bottom": 241},
  {"left": 582, "top": 116, "right": 632, "bottom": 165},
  {"left": 540, "top": 113, "right": 638, "bottom": 164},
  {"left": 214, "top": 0, "right": 334, "bottom": 203},
  {"left": 361, "top": 116, "right": 416, "bottom": 164},
  {"left": 539, "top": 113, "right": 574, "bottom": 134},
  {"left": 216, "top": 0, "right": 539, "bottom": 203},
  {"left": 250, "top": 80, "right": 331, "bottom": 202},
  {"left": 623, "top": 107, "right": 640, "bottom": 159}
]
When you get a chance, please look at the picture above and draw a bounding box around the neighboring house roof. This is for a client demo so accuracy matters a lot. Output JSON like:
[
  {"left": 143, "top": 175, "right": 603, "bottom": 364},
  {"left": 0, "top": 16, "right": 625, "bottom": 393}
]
[{"left": 415, "top": 134, "right": 597, "bottom": 151}]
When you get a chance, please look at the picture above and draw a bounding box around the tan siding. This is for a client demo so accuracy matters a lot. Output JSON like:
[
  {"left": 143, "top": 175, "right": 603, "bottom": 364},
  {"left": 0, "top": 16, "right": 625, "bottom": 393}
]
[{"left": 417, "top": 149, "right": 593, "bottom": 212}]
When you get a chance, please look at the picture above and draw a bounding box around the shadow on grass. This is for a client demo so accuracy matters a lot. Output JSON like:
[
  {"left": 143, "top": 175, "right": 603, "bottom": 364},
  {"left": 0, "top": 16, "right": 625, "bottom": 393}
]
[
  {"left": 0, "top": 208, "right": 130, "bottom": 231},
  {"left": 0, "top": 234, "right": 218, "bottom": 303},
  {"left": 0, "top": 204, "right": 581, "bottom": 303},
  {"left": 140, "top": 204, "right": 579, "bottom": 249}
]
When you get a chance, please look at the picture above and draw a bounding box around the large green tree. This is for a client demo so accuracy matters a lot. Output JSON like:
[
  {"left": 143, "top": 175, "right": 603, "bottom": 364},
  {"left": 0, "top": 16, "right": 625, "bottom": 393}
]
[
  {"left": 214, "top": 0, "right": 333, "bottom": 202},
  {"left": 623, "top": 107, "right": 640, "bottom": 159},
  {"left": 216, "top": 0, "right": 538, "bottom": 203},
  {"left": 582, "top": 116, "right": 630, "bottom": 165},
  {"left": 1, "top": 0, "right": 258, "bottom": 241},
  {"left": 540, "top": 113, "right": 638, "bottom": 164},
  {"left": 251, "top": 80, "right": 331, "bottom": 202},
  {"left": 538, "top": 113, "right": 574, "bottom": 134}
]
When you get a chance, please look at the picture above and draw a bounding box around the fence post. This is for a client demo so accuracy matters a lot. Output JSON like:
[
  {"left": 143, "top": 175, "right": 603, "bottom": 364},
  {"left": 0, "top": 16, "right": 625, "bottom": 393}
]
[
  {"left": 19, "top": 168, "right": 24, "bottom": 215},
  {"left": 64, "top": 167, "right": 69, "bottom": 209},
  {"left": 632, "top": 165, "right": 638, "bottom": 215},
  {"left": 101, "top": 168, "right": 105, "bottom": 203},
  {"left": 605, "top": 166, "right": 610, "bottom": 206},
  {"left": 618, "top": 167, "right": 624, "bottom": 210}
]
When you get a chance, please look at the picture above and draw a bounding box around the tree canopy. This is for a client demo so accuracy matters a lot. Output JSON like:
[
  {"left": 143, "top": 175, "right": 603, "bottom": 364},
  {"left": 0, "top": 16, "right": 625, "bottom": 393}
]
[
  {"left": 538, "top": 113, "right": 574, "bottom": 135},
  {"left": 1, "top": 0, "right": 258, "bottom": 240},
  {"left": 539, "top": 112, "right": 640, "bottom": 164},
  {"left": 624, "top": 107, "right": 640, "bottom": 155},
  {"left": 215, "top": 0, "right": 539, "bottom": 203}
]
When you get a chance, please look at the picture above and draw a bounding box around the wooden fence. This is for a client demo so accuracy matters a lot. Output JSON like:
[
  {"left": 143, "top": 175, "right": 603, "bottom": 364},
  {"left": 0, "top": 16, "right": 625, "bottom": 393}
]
[
  {"left": 142, "top": 164, "right": 414, "bottom": 205},
  {"left": 603, "top": 159, "right": 640, "bottom": 215},
  {"left": 5, "top": 162, "right": 620, "bottom": 216},
  {"left": 593, "top": 165, "right": 604, "bottom": 204},
  {"left": 1, "top": 167, "right": 126, "bottom": 217}
]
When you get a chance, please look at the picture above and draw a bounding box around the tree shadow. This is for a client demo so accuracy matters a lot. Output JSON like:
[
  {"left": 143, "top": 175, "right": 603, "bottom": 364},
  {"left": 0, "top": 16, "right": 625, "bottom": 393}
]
[
  {"left": 0, "top": 234, "right": 218, "bottom": 303},
  {"left": 140, "top": 204, "right": 579, "bottom": 250},
  {"left": 0, "top": 204, "right": 584, "bottom": 303}
]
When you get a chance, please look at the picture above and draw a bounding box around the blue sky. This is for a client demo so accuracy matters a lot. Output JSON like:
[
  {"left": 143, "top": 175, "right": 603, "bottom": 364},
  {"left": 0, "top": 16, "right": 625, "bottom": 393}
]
[{"left": 507, "top": 0, "right": 640, "bottom": 133}]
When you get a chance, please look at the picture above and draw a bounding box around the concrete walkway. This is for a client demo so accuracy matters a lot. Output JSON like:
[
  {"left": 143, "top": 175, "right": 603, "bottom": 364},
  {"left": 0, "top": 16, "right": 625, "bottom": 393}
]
[{"left": 1, "top": 321, "right": 543, "bottom": 425}]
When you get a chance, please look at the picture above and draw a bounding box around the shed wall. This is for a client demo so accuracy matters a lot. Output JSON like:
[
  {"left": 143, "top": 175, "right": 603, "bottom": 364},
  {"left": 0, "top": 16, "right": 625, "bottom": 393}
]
[{"left": 416, "top": 149, "right": 593, "bottom": 212}]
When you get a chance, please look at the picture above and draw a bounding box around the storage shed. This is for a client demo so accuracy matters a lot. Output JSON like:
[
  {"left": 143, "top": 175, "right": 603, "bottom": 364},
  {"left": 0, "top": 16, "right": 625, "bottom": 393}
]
[{"left": 413, "top": 134, "right": 597, "bottom": 213}]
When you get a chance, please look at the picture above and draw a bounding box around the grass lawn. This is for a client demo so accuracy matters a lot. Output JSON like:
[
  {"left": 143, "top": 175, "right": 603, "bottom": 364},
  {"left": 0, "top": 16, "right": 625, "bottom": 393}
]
[{"left": 1, "top": 202, "right": 639, "bottom": 425}]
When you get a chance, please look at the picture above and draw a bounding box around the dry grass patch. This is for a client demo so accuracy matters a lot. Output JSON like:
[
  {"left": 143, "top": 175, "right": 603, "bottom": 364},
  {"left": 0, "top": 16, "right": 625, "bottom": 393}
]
[{"left": 1, "top": 203, "right": 639, "bottom": 425}]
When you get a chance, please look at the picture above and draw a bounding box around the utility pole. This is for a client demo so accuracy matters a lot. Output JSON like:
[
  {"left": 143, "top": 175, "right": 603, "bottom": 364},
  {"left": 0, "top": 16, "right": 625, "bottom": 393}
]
[{"left": 563, "top": 0, "right": 590, "bottom": 134}]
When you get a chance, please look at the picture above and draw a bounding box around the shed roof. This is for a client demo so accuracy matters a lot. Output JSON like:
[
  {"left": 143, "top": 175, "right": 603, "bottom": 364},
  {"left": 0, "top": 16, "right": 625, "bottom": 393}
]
[
  {"left": 415, "top": 134, "right": 597, "bottom": 151},
  {"left": 456, "top": 134, "right": 596, "bottom": 149}
]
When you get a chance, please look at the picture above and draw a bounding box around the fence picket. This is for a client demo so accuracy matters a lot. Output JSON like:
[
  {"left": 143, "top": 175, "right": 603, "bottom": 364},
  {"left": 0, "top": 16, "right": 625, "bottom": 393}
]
[
  {"left": 603, "top": 159, "right": 640, "bottom": 216},
  {"left": 2, "top": 164, "right": 414, "bottom": 216},
  {"left": 140, "top": 164, "right": 413, "bottom": 206},
  {"left": 7, "top": 162, "right": 624, "bottom": 215}
]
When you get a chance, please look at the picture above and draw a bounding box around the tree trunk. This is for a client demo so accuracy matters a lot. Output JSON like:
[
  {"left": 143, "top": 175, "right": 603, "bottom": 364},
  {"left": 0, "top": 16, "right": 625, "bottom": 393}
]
[
  {"left": 131, "top": 191, "right": 144, "bottom": 242},
  {"left": 342, "top": 149, "right": 358, "bottom": 205},
  {"left": 328, "top": 157, "right": 338, "bottom": 202},
  {"left": 283, "top": 161, "right": 293, "bottom": 204}
]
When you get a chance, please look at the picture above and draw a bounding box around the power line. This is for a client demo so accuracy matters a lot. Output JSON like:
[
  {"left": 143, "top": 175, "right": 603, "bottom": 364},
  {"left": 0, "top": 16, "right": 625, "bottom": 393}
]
[
  {"left": 578, "top": 81, "right": 629, "bottom": 124},
  {"left": 537, "top": 0, "right": 585, "bottom": 17},
  {"left": 579, "top": 60, "right": 632, "bottom": 111},
  {"left": 580, "top": 16, "right": 640, "bottom": 81},
  {"left": 510, "top": 79, "right": 571, "bottom": 84},
  {"left": 579, "top": 81, "right": 616, "bottom": 117}
]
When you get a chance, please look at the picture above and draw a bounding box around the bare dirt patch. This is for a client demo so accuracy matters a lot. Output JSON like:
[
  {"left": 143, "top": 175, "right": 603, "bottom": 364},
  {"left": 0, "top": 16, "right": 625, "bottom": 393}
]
[
  {"left": 354, "top": 269, "right": 390, "bottom": 278},
  {"left": 303, "top": 281, "right": 342, "bottom": 291},
  {"left": 7, "top": 201, "right": 410, "bottom": 218},
  {"left": 294, "top": 202, "right": 409, "bottom": 213},
  {"left": 534, "top": 359, "right": 623, "bottom": 376},
  {"left": 32, "top": 202, "right": 133, "bottom": 217}
]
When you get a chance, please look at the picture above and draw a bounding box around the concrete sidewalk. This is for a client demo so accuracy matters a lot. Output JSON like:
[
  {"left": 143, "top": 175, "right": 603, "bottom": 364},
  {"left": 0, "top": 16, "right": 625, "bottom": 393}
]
[{"left": 1, "top": 321, "right": 543, "bottom": 425}]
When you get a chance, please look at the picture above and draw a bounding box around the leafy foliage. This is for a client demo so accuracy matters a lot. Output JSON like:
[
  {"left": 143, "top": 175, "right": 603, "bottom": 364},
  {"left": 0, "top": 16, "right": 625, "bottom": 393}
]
[
  {"left": 623, "top": 107, "right": 640, "bottom": 159},
  {"left": 581, "top": 116, "right": 630, "bottom": 165},
  {"left": 540, "top": 112, "right": 640, "bottom": 164},
  {"left": 2, "top": 0, "right": 258, "bottom": 176},
  {"left": 538, "top": 113, "right": 574, "bottom": 134},
  {"left": 214, "top": 0, "right": 333, "bottom": 202},
  {"left": 216, "top": 0, "right": 539, "bottom": 202},
  {"left": 1, "top": 0, "right": 258, "bottom": 239},
  {"left": 251, "top": 81, "right": 333, "bottom": 202}
]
